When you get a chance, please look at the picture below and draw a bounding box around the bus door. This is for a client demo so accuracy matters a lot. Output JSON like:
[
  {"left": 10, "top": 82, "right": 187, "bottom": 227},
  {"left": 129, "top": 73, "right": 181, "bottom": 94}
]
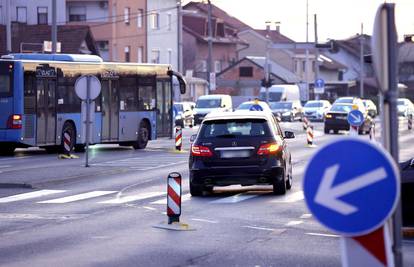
[
  {"left": 101, "top": 79, "right": 119, "bottom": 141},
  {"left": 35, "top": 67, "right": 56, "bottom": 145},
  {"left": 156, "top": 80, "right": 172, "bottom": 137}
]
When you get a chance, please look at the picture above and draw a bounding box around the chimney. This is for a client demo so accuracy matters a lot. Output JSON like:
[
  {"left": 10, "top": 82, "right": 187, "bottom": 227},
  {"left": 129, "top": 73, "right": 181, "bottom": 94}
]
[
  {"left": 275, "top": 22, "right": 281, "bottom": 33},
  {"left": 265, "top": 21, "right": 271, "bottom": 33}
]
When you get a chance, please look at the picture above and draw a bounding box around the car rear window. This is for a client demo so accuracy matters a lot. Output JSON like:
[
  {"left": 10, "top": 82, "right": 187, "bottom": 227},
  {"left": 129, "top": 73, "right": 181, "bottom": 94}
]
[
  {"left": 335, "top": 98, "right": 353, "bottom": 104},
  {"left": 196, "top": 99, "right": 221, "bottom": 108},
  {"left": 200, "top": 119, "right": 271, "bottom": 138},
  {"left": 305, "top": 102, "right": 323, "bottom": 108},
  {"left": 330, "top": 104, "right": 352, "bottom": 112}
]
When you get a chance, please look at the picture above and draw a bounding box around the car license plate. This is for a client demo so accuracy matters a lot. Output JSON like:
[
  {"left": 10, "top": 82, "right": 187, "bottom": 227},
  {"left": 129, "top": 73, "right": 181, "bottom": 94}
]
[
  {"left": 337, "top": 115, "right": 346, "bottom": 120},
  {"left": 221, "top": 150, "right": 250, "bottom": 158}
]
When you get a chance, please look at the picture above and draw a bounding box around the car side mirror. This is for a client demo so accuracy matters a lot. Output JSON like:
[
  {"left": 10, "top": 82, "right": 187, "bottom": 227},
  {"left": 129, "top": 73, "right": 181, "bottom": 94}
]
[
  {"left": 222, "top": 104, "right": 226, "bottom": 108},
  {"left": 191, "top": 106, "right": 194, "bottom": 110},
  {"left": 190, "top": 134, "right": 197, "bottom": 143},
  {"left": 284, "top": 131, "right": 295, "bottom": 139}
]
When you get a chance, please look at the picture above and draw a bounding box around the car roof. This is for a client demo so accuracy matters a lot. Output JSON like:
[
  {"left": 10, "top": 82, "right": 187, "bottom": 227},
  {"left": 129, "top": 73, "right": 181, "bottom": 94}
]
[
  {"left": 332, "top": 103, "right": 353, "bottom": 106},
  {"left": 198, "top": 94, "right": 229, "bottom": 99},
  {"left": 204, "top": 111, "right": 273, "bottom": 121}
]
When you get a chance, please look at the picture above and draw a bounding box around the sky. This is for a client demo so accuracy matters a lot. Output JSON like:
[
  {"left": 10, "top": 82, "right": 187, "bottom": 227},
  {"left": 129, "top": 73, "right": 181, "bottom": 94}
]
[{"left": 184, "top": 0, "right": 414, "bottom": 42}]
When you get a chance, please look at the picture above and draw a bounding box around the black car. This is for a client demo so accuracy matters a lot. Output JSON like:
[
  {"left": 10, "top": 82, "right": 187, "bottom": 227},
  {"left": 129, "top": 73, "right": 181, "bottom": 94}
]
[
  {"left": 324, "top": 103, "right": 373, "bottom": 134},
  {"left": 189, "top": 111, "right": 295, "bottom": 196}
]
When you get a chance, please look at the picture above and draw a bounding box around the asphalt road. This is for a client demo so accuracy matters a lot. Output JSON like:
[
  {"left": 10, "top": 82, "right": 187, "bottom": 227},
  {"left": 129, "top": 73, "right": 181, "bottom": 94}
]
[{"left": 0, "top": 120, "right": 413, "bottom": 267}]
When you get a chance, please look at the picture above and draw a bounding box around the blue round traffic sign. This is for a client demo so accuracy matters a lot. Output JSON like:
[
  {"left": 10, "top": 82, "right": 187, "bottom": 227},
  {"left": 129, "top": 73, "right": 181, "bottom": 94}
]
[
  {"left": 347, "top": 109, "right": 364, "bottom": 127},
  {"left": 303, "top": 138, "right": 400, "bottom": 236},
  {"left": 315, "top": 78, "right": 325, "bottom": 88}
]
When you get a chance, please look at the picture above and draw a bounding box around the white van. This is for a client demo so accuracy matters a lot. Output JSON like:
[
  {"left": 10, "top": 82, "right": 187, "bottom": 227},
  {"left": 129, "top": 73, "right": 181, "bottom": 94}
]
[
  {"left": 194, "top": 94, "right": 233, "bottom": 125},
  {"left": 259, "top": 84, "right": 300, "bottom": 103}
]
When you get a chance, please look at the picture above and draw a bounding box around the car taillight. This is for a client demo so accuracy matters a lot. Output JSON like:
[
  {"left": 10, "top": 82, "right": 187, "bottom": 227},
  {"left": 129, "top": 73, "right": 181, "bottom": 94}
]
[
  {"left": 191, "top": 145, "right": 213, "bottom": 157},
  {"left": 7, "top": 114, "right": 22, "bottom": 129},
  {"left": 257, "top": 142, "right": 281, "bottom": 155}
]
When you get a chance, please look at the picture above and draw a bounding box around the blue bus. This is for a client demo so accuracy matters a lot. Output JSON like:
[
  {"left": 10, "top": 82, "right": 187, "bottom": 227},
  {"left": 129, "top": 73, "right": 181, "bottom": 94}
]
[{"left": 0, "top": 53, "right": 186, "bottom": 155}]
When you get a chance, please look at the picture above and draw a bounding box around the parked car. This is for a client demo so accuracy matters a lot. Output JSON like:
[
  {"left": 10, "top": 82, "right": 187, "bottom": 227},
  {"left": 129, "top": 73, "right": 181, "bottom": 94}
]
[
  {"left": 236, "top": 100, "right": 273, "bottom": 113},
  {"left": 324, "top": 103, "right": 373, "bottom": 134},
  {"left": 303, "top": 100, "right": 331, "bottom": 121},
  {"left": 397, "top": 98, "right": 414, "bottom": 117},
  {"left": 174, "top": 102, "right": 195, "bottom": 128},
  {"left": 189, "top": 111, "right": 295, "bottom": 196},
  {"left": 362, "top": 99, "right": 378, "bottom": 118},
  {"left": 400, "top": 158, "right": 414, "bottom": 227},
  {"left": 269, "top": 101, "right": 303, "bottom": 122},
  {"left": 193, "top": 95, "right": 233, "bottom": 125},
  {"left": 333, "top": 96, "right": 364, "bottom": 105}
]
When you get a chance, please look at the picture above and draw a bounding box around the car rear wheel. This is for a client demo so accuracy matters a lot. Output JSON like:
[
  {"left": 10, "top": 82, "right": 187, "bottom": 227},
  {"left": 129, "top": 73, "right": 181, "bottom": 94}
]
[
  {"left": 333, "top": 130, "right": 339, "bottom": 134},
  {"left": 273, "top": 170, "right": 287, "bottom": 195},
  {"left": 190, "top": 182, "right": 203, "bottom": 196},
  {"left": 286, "top": 159, "right": 293, "bottom": 190},
  {"left": 324, "top": 128, "right": 330, "bottom": 134}
]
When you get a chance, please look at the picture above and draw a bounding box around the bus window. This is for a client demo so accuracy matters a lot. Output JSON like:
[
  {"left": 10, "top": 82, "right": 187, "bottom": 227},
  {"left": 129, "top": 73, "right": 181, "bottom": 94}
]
[
  {"left": 24, "top": 72, "right": 36, "bottom": 114},
  {"left": 0, "top": 62, "right": 12, "bottom": 97},
  {"left": 119, "top": 76, "right": 137, "bottom": 111},
  {"left": 57, "top": 74, "right": 81, "bottom": 113}
]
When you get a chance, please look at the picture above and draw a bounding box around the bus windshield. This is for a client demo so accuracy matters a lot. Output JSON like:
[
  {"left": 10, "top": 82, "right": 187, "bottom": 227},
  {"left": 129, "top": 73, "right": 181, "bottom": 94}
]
[{"left": 196, "top": 99, "right": 221, "bottom": 108}]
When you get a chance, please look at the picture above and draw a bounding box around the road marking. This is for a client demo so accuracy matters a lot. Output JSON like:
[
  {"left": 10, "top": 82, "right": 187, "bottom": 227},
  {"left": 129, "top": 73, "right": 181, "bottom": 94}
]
[
  {"left": 0, "top": 165, "right": 11, "bottom": 168},
  {"left": 305, "top": 232, "right": 340, "bottom": 238},
  {"left": 99, "top": 191, "right": 165, "bottom": 204},
  {"left": 191, "top": 218, "right": 219, "bottom": 224},
  {"left": 151, "top": 193, "right": 191, "bottom": 205},
  {"left": 271, "top": 190, "right": 304, "bottom": 203},
  {"left": 0, "top": 190, "right": 65, "bottom": 203},
  {"left": 0, "top": 156, "right": 32, "bottom": 161},
  {"left": 285, "top": 220, "right": 303, "bottom": 226},
  {"left": 300, "top": 213, "right": 312, "bottom": 219},
  {"left": 38, "top": 191, "right": 117, "bottom": 204},
  {"left": 210, "top": 193, "right": 258, "bottom": 204},
  {"left": 242, "top": 225, "right": 276, "bottom": 232},
  {"left": 0, "top": 213, "right": 87, "bottom": 220},
  {"left": 142, "top": 206, "right": 157, "bottom": 211}
]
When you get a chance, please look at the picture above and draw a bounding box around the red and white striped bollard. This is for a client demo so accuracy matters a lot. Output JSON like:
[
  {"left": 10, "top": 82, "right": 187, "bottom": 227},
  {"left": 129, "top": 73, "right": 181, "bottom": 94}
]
[
  {"left": 408, "top": 114, "right": 412, "bottom": 130},
  {"left": 175, "top": 126, "right": 182, "bottom": 151},
  {"left": 307, "top": 125, "right": 314, "bottom": 146},
  {"left": 303, "top": 117, "right": 309, "bottom": 131},
  {"left": 167, "top": 172, "right": 182, "bottom": 224},
  {"left": 63, "top": 131, "right": 72, "bottom": 156}
]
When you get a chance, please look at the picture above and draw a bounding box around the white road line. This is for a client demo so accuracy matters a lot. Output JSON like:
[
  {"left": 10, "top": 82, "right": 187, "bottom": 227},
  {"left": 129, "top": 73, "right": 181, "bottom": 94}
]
[
  {"left": 0, "top": 165, "right": 12, "bottom": 168},
  {"left": 0, "top": 156, "right": 32, "bottom": 161},
  {"left": 191, "top": 218, "right": 219, "bottom": 224},
  {"left": 285, "top": 220, "right": 304, "bottom": 226},
  {"left": 305, "top": 232, "right": 340, "bottom": 238},
  {"left": 38, "top": 191, "right": 117, "bottom": 204},
  {"left": 271, "top": 190, "right": 304, "bottom": 203},
  {"left": 210, "top": 193, "right": 258, "bottom": 204},
  {"left": 242, "top": 225, "right": 276, "bottom": 232},
  {"left": 151, "top": 193, "right": 191, "bottom": 205},
  {"left": 300, "top": 213, "right": 312, "bottom": 219},
  {"left": 99, "top": 191, "right": 165, "bottom": 204},
  {"left": 0, "top": 190, "right": 66, "bottom": 203}
]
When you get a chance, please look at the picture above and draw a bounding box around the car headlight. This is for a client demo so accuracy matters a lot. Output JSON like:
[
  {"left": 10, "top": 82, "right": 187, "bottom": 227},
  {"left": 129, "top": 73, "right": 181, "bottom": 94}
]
[{"left": 282, "top": 112, "right": 291, "bottom": 116}]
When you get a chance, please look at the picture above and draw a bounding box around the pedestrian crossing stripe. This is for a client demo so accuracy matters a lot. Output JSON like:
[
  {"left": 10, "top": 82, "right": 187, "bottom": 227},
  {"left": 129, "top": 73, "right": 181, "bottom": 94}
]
[
  {"left": 0, "top": 190, "right": 306, "bottom": 205},
  {"left": 0, "top": 190, "right": 66, "bottom": 203}
]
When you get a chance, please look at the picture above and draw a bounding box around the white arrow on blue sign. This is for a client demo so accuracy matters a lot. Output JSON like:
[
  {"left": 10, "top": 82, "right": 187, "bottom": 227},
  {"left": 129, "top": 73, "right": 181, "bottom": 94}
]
[
  {"left": 315, "top": 78, "right": 325, "bottom": 88},
  {"left": 303, "top": 138, "right": 400, "bottom": 236},
  {"left": 347, "top": 109, "right": 364, "bottom": 127}
]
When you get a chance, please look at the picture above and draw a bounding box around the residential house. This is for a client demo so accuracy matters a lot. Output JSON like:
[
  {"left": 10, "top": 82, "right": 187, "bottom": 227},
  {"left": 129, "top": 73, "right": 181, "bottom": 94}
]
[
  {"left": 66, "top": 0, "right": 147, "bottom": 62},
  {"left": 0, "top": 23, "right": 98, "bottom": 55},
  {"left": 147, "top": 0, "right": 178, "bottom": 70},
  {"left": 182, "top": 2, "right": 248, "bottom": 83},
  {"left": 216, "top": 56, "right": 301, "bottom": 105}
]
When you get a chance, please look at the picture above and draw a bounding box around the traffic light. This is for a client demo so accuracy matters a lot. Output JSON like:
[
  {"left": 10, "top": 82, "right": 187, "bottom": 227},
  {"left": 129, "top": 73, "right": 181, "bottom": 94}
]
[{"left": 261, "top": 78, "right": 273, "bottom": 88}]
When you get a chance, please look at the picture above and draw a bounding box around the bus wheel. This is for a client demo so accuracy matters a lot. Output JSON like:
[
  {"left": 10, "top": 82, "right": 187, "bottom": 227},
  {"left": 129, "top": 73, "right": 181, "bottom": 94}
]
[
  {"left": 133, "top": 121, "right": 149, "bottom": 149},
  {"left": 0, "top": 145, "right": 15, "bottom": 156},
  {"left": 61, "top": 122, "right": 76, "bottom": 153}
]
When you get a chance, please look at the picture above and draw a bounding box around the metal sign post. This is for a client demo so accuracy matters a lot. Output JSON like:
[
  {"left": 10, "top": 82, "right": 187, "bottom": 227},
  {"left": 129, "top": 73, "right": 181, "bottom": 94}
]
[
  {"left": 371, "top": 4, "right": 402, "bottom": 266},
  {"left": 75, "top": 75, "right": 101, "bottom": 168}
]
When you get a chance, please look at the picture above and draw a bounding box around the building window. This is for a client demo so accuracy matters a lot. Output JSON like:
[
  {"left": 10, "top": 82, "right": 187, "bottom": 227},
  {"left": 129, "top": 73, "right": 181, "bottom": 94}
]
[
  {"left": 214, "top": 61, "right": 221, "bottom": 73},
  {"left": 137, "top": 9, "right": 143, "bottom": 28},
  {"left": 167, "top": 13, "right": 172, "bottom": 31},
  {"left": 137, "top": 46, "right": 143, "bottom": 63},
  {"left": 167, "top": 50, "right": 172, "bottom": 64},
  {"left": 16, "top": 7, "right": 27, "bottom": 23},
  {"left": 125, "top": 46, "right": 130, "bottom": 62},
  {"left": 239, "top": 66, "right": 253, "bottom": 77},
  {"left": 124, "top": 7, "right": 130, "bottom": 25},
  {"left": 151, "top": 50, "right": 160, "bottom": 64},
  {"left": 151, "top": 12, "right": 159, "bottom": 29},
  {"left": 198, "top": 60, "right": 207, "bottom": 72},
  {"left": 37, "top": 7, "right": 48, "bottom": 25},
  {"left": 0, "top": 6, "right": 3, "bottom": 24},
  {"left": 69, "top": 6, "right": 86, "bottom": 22},
  {"left": 302, "top": 61, "right": 306, "bottom": 72}
]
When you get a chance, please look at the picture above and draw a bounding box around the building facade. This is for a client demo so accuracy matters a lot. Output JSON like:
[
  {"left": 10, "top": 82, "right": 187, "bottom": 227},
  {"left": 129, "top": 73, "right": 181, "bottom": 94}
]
[
  {"left": 66, "top": 0, "right": 147, "bottom": 62},
  {"left": 146, "top": 0, "right": 178, "bottom": 70}
]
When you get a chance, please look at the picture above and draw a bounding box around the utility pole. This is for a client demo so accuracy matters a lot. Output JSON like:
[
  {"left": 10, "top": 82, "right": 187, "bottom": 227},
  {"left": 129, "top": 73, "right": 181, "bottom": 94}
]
[
  {"left": 305, "top": 0, "right": 310, "bottom": 101},
  {"left": 177, "top": 1, "right": 183, "bottom": 73},
  {"left": 360, "top": 23, "right": 364, "bottom": 98},
  {"left": 207, "top": 0, "right": 213, "bottom": 94},
  {"left": 52, "top": 0, "right": 57, "bottom": 53},
  {"left": 264, "top": 21, "right": 271, "bottom": 103},
  {"left": 314, "top": 14, "right": 320, "bottom": 100},
  {"left": 5, "top": 0, "right": 11, "bottom": 53}
]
